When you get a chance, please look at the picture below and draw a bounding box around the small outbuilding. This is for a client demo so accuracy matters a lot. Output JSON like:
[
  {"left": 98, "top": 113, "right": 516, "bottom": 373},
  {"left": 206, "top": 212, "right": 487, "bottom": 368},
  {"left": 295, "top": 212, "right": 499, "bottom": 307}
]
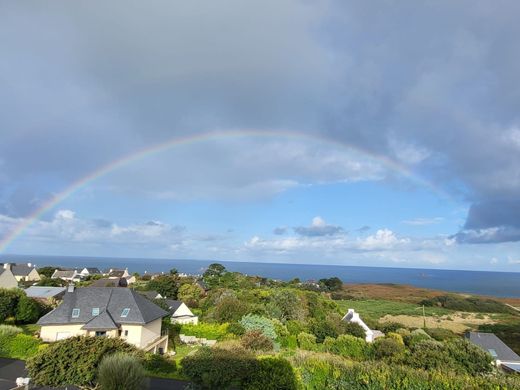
[{"left": 342, "top": 308, "right": 384, "bottom": 343}]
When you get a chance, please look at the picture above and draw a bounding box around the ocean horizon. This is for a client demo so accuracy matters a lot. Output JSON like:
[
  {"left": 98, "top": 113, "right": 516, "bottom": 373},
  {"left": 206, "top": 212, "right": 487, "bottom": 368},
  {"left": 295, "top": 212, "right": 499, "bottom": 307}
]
[{"left": 1, "top": 254, "right": 519, "bottom": 298}]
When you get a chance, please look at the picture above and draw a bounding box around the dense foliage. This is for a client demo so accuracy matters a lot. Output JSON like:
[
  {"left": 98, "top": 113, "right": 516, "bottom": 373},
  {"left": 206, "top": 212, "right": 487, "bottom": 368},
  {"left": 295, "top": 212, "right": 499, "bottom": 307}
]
[
  {"left": 0, "top": 288, "right": 44, "bottom": 323},
  {"left": 27, "top": 336, "right": 143, "bottom": 389},
  {"left": 147, "top": 275, "right": 179, "bottom": 298},
  {"left": 0, "top": 325, "right": 42, "bottom": 359},
  {"left": 97, "top": 353, "right": 145, "bottom": 390},
  {"left": 421, "top": 295, "right": 514, "bottom": 314},
  {"left": 181, "top": 346, "right": 297, "bottom": 389}
]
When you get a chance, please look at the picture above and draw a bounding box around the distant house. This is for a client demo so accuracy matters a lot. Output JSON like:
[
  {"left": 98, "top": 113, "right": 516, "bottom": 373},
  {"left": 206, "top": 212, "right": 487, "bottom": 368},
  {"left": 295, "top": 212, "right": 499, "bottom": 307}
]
[
  {"left": 1, "top": 263, "right": 41, "bottom": 282},
  {"left": 51, "top": 269, "right": 82, "bottom": 282},
  {"left": 37, "top": 286, "right": 169, "bottom": 353},
  {"left": 196, "top": 280, "right": 209, "bottom": 293},
  {"left": 91, "top": 278, "right": 128, "bottom": 288},
  {"left": 138, "top": 290, "right": 163, "bottom": 300},
  {"left": 165, "top": 300, "right": 198, "bottom": 324},
  {"left": 466, "top": 332, "right": 520, "bottom": 374},
  {"left": 25, "top": 286, "right": 66, "bottom": 302},
  {"left": 80, "top": 267, "right": 102, "bottom": 277},
  {"left": 342, "top": 309, "right": 384, "bottom": 343},
  {"left": 106, "top": 268, "right": 130, "bottom": 279},
  {"left": 124, "top": 275, "right": 136, "bottom": 285},
  {"left": 0, "top": 265, "right": 19, "bottom": 289}
]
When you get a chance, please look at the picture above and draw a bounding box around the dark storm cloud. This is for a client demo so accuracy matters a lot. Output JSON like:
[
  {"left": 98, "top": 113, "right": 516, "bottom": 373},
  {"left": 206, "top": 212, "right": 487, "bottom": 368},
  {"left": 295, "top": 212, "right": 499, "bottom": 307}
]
[{"left": 1, "top": 1, "right": 520, "bottom": 240}]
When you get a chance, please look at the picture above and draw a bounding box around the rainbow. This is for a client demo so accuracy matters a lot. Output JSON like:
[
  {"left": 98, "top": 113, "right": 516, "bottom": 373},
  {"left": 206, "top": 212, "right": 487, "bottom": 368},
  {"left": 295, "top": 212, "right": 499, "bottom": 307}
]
[{"left": 0, "top": 129, "right": 448, "bottom": 253}]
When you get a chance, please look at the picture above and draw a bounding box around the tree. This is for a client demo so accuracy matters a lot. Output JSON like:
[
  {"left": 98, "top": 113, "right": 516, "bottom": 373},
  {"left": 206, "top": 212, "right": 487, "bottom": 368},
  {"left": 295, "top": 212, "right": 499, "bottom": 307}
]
[
  {"left": 27, "top": 336, "right": 142, "bottom": 389},
  {"left": 37, "top": 266, "right": 59, "bottom": 278},
  {"left": 0, "top": 289, "right": 22, "bottom": 322},
  {"left": 203, "top": 263, "right": 226, "bottom": 288},
  {"left": 97, "top": 353, "right": 145, "bottom": 390},
  {"left": 147, "top": 275, "right": 178, "bottom": 298},
  {"left": 169, "top": 268, "right": 178, "bottom": 276},
  {"left": 343, "top": 322, "right": 366, "bottom": 339},
  {"left": 177, "top": 283, "right": 204, "bottom": 307},
  {"left": 239, "top": 314, "right": 277, "bottom": 340},
  {"left": 214, "top": 295, "right": 250, "bottom": 323},
  {"left": 267, "top": 289, "right": 304, "bottom": 322},
  {"left": 241, "top": 330, "right": 274, "bottom": 351},
  {"left": 15, "top": 295, "right": 41, "bottom": 324},
  {"left": 318, "top": 277, "right": 343, "bottom": 291}
]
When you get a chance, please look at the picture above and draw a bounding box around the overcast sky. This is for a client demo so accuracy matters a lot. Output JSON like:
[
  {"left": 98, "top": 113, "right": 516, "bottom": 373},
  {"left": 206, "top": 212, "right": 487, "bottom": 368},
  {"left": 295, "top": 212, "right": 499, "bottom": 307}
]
[{"left": 1, "top": 1, "right": 520, "bottom": 271}]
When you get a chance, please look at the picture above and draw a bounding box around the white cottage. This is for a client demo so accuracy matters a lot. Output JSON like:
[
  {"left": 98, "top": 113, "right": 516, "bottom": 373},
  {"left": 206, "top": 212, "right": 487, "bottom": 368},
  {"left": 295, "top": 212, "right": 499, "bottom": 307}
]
[{"left": 342, "top": 308, "right": 384, "bottom": 343}]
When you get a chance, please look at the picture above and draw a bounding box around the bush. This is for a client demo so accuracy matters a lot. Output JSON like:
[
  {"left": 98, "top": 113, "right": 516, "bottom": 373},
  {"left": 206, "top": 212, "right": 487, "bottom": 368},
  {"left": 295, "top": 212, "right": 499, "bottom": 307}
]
[
  {"left": 425, "top": 327, "right": 457, "bottom": 341},
  {"left": 241, "top": 331, "right": 274, "bottom": 351},
  {"left": 323, "top": 334, "right": 370, "bottom": 360},
  {"left": 0, "top": 324, "right": 22, "bottom": 337},
  {"left": 227, "top": 322, "right": 246, "bottom": 336},
  {"left": 98, "top": 353, "right": 145, "bottom": 390},
  {"left": 386, "top": 332, "right": 404, "bottom": 345},
  {"left": 182, "top": 346, "right": 257, "bottom": 389},
  {"left": 0, "top": 289, "right": 23, "bottom": 322},
  {"left": 286, "top": 335, "right": 298, "bottom": 349},
  {"left": 180, "top": 323, "right": 229, "bottom": 340},
  {"left": 286, "top": 320, "right": 307, "bottom": 336},
  {"left": 421, "top": 295, "right": 513, "bottom": 314},
  {"left": 297, "top": 332, "right": 317, "bottom": 351},
  {"left": 27, "top": 336, "right": 142, "bottom": 388},
  {"left": 245, "top": 356, "right": 298, "bottom": 390},
  {"left": 404, "top": 328, "right": 431, "bottom": 347},
  {"left": 182, "top": 347, "right": 298, "bottom": 390},
  {"left": 373, "top": 337, "right": 405, "bottom": 360},
  {"left": 239, "top": 314, "right": 277, "bottom": 340},
  {"left": 15, "top": 295, "right": 41, "bottom": 324},
  {"left": 342, "top": 322, "right": 366, "bottom": 339},
  {"left": 0, "top": 333, "right": 41, "bottom": 359},
  {"left": 143, "top": 353, "right": 177, "bottom": 375},
  {"left": 214, "top": 295, "right": 250, "bottom": 323},
  {"left": 444, "top": 338, "right": 493, "bottom": 375}
]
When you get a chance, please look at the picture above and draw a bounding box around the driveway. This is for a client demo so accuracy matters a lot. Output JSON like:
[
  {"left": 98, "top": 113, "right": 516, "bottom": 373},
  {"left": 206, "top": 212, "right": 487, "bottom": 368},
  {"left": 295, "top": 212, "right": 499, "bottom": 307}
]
[{"left": 0, "top": 358, "right": 188, "bottom": 389}]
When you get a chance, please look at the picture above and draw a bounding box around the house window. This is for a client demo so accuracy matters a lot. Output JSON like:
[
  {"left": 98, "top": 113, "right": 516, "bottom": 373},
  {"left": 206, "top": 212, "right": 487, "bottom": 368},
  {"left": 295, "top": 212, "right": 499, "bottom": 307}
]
[
  {"left": 92, "top": 308, "right": 100, "bottom": 316},
  {"left": 121, "top": 308, "right": 130, "bottom": 317},
  {"left": 124, "top": 330, "right": 128, "bottom": 336},
  {"left": 95, "top": 331, "right": 106, "bottom": 337},
  {"left": 71, "top": 308, "right": 80, "bottom": 318}
]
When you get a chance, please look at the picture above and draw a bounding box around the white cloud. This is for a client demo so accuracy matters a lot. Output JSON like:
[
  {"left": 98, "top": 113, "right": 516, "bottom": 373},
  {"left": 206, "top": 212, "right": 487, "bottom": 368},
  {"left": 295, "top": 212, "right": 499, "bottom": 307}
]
[
  {"left": 490, "top": 257, "right": 499, "bottom": 264},
  {"left": 357, "top": 229, "right": 410, "bottom": 250}
]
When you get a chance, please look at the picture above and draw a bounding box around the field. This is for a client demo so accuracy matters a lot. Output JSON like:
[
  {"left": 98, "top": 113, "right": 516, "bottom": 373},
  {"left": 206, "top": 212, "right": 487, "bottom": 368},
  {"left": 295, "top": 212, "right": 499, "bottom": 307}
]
[{"left": 336, "top": 299, "right": 453, "bottom": 319}]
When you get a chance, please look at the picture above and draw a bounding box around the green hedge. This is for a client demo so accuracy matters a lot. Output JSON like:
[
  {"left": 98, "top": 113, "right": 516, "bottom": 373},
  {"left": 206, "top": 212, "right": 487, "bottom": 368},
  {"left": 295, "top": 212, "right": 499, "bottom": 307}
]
[
  {"left": 180, "top": 323, "right": 230, "bottom": 340},
  {"left": 0, "top": 332, "right": 42, "bottom": 360},
  {"left": 293, "top": 351, "right": 520, "bottom": 390}
]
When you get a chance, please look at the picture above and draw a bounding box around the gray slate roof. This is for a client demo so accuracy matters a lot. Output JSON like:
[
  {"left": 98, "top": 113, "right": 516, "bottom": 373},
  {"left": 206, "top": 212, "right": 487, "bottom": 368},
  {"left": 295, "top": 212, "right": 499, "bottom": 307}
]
[
  {"left": 53, "top": 270, "right": 77, "bottom": 278},
  {"left": 5, "top": 264, "right": 36, "bottom": 276},
  {"left": 138, "top": 290, "right": 162, "bottom": 300},
  {"left": 37, "top": 287, "right": 168, "bottom": 327},
  {"left": 84, "top": 267, "right": 101, "bottom": 274},
  {"left": 467, "top": 332, "right": 520, "bottom": 362},
  {"left": 165, "top": 299, "right": 183, "bottom": 314},
  {"left": 91, "top": 278, "right": 127, "bottom": 287},
  {"left": 82, "top": 311, "right": 118, "bottom": 330},
  {"left": 25, "top": 286, "right": 66, "bottom": 299}
]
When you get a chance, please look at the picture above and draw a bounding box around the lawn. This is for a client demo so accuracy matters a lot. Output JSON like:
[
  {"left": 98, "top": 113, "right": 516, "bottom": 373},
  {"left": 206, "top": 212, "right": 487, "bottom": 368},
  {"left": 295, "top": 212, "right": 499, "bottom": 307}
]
[{"left": 336, "top": 299, "right": 454, "bottom": 320}]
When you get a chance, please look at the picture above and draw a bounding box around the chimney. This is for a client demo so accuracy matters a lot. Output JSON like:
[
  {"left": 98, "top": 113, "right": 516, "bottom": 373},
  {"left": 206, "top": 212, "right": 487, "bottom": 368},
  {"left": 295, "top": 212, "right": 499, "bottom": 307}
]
[
  {"left": 67, "top": 284, "right": 75, "bottom": 293},
  {"left": 3, "top": 263, "right": 11, "bottom": 270},
  {"left": 27, "top": 263, "right": 32, "bottom": 268}
]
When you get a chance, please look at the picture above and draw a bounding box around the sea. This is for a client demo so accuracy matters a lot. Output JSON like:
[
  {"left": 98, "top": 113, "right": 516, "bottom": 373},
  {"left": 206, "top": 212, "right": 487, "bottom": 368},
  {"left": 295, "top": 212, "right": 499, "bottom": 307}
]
[{"left": 2, "top": 254, "right": 519, "bottom": 298}]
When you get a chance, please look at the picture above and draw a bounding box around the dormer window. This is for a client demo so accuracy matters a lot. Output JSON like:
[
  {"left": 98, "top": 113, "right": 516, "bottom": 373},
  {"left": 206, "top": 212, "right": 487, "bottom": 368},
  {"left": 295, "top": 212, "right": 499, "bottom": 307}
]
[
  {"left": 121, "top": 308, "right": 130, "bottom": 318},
  {"left": 71, "top": 308, "right": 80, "bottom": 318},
  {"left": 92, "top": 308, "right": 100, "bottom": 316}
]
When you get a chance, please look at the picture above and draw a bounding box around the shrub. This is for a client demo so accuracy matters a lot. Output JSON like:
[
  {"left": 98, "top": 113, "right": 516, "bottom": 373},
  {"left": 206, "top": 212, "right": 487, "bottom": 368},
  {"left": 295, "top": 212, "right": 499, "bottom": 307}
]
[
  {"left": 373, "top": 337, "right": 405, "bottom": 360},
  {"left": 421, "top": 295, "right": 513, "bottom": 314},
  {"left": 286, "top": 320, "right": 307, "bottom": 335},
  {"left": 404, "top": 328, "right": 431, "bottom": 347},
  {"left": 245, "top": 356, "right": 298, "bottom": 390},
  {"left": 407, "top": 339, "right": 453, "bottom": 371},
  {"left": 180, "top": 323, "right": 229, "bottom": 340},
  {"left": 98, "top": 353, "right": 145, "bottom": 390},
  {"left": 386, "top": 332, "right": 404, "bottom": 345},
  {"left": 0, "top": 324, "right": 22, "bottom": 337},
  {"left": 342, "top": 322, "right": 366, "bottom": 339},
  {"left": 214, "top": 295, "right": 250, "bottom": 323},
  {"left": 15, "top": 295, "right": 41, "bottom": 324},
  {"left": 425, "top": 327, "right": 457, "bottom": 341},
  {"left": 239, "top": 314, "right": 277, "bottom": 340},
  {"left": 297, "top": 332, "right": 318, "bottom": 351},
  {"left": 27, "top": 336, "right": 142, "bottom": 389},
  {"left": 0, "top": 288, "right": 23, "bottom": 322},
  {"left": 0, "top": 333, "right": 41, "bottom": 359},
  {"left": 227, "top": 322, "right": 246, "bottom": 336},
  {"left": 241, "top": 330, "right": 274, "bottom": 351},
  {"left": 286, "top": 335, "right": 298, "bottom": 349},
  {"left": 324, "top": 334, "right": 370, "bottom": 360},
  {"left": 444, "top": 338, "right": 493, "bottom": 375},
  {"left": 182, "top": 346, "right": 257, "bottom": 388},
  {"left": 143, "top": 353, "right": 177, "bottom": 375}
]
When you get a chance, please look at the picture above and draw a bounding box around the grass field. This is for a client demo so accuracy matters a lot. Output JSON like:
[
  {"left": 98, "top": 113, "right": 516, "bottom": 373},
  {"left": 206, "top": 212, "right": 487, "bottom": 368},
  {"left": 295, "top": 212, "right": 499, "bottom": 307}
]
[{"left": 336, "top": 299, "right": 454, "bottom": 320}]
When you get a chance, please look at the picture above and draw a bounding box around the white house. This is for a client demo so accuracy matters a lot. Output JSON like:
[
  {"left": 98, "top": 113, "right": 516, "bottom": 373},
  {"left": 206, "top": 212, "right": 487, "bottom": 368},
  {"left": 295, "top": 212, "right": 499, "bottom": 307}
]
[
  {"left": 166, "top": 300, "right": 198, "bottom": 324},
  {"left": 342, "top": 308, "right": 384, "bottom": 343},
  {"left": 37, "top": 286, "right": 169, "bottom": 354},
  {"left": 1, "top": 263, "right": 41, "bottom": 282},
  {"left": 80, "top": 267, "right": 102, "bottom": 277},
  {"left": 0, "top": 265, "right": 19, "bottom": 289},
  {"left": 51, "top": 269, "right": 82, "bottom": 282}
]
